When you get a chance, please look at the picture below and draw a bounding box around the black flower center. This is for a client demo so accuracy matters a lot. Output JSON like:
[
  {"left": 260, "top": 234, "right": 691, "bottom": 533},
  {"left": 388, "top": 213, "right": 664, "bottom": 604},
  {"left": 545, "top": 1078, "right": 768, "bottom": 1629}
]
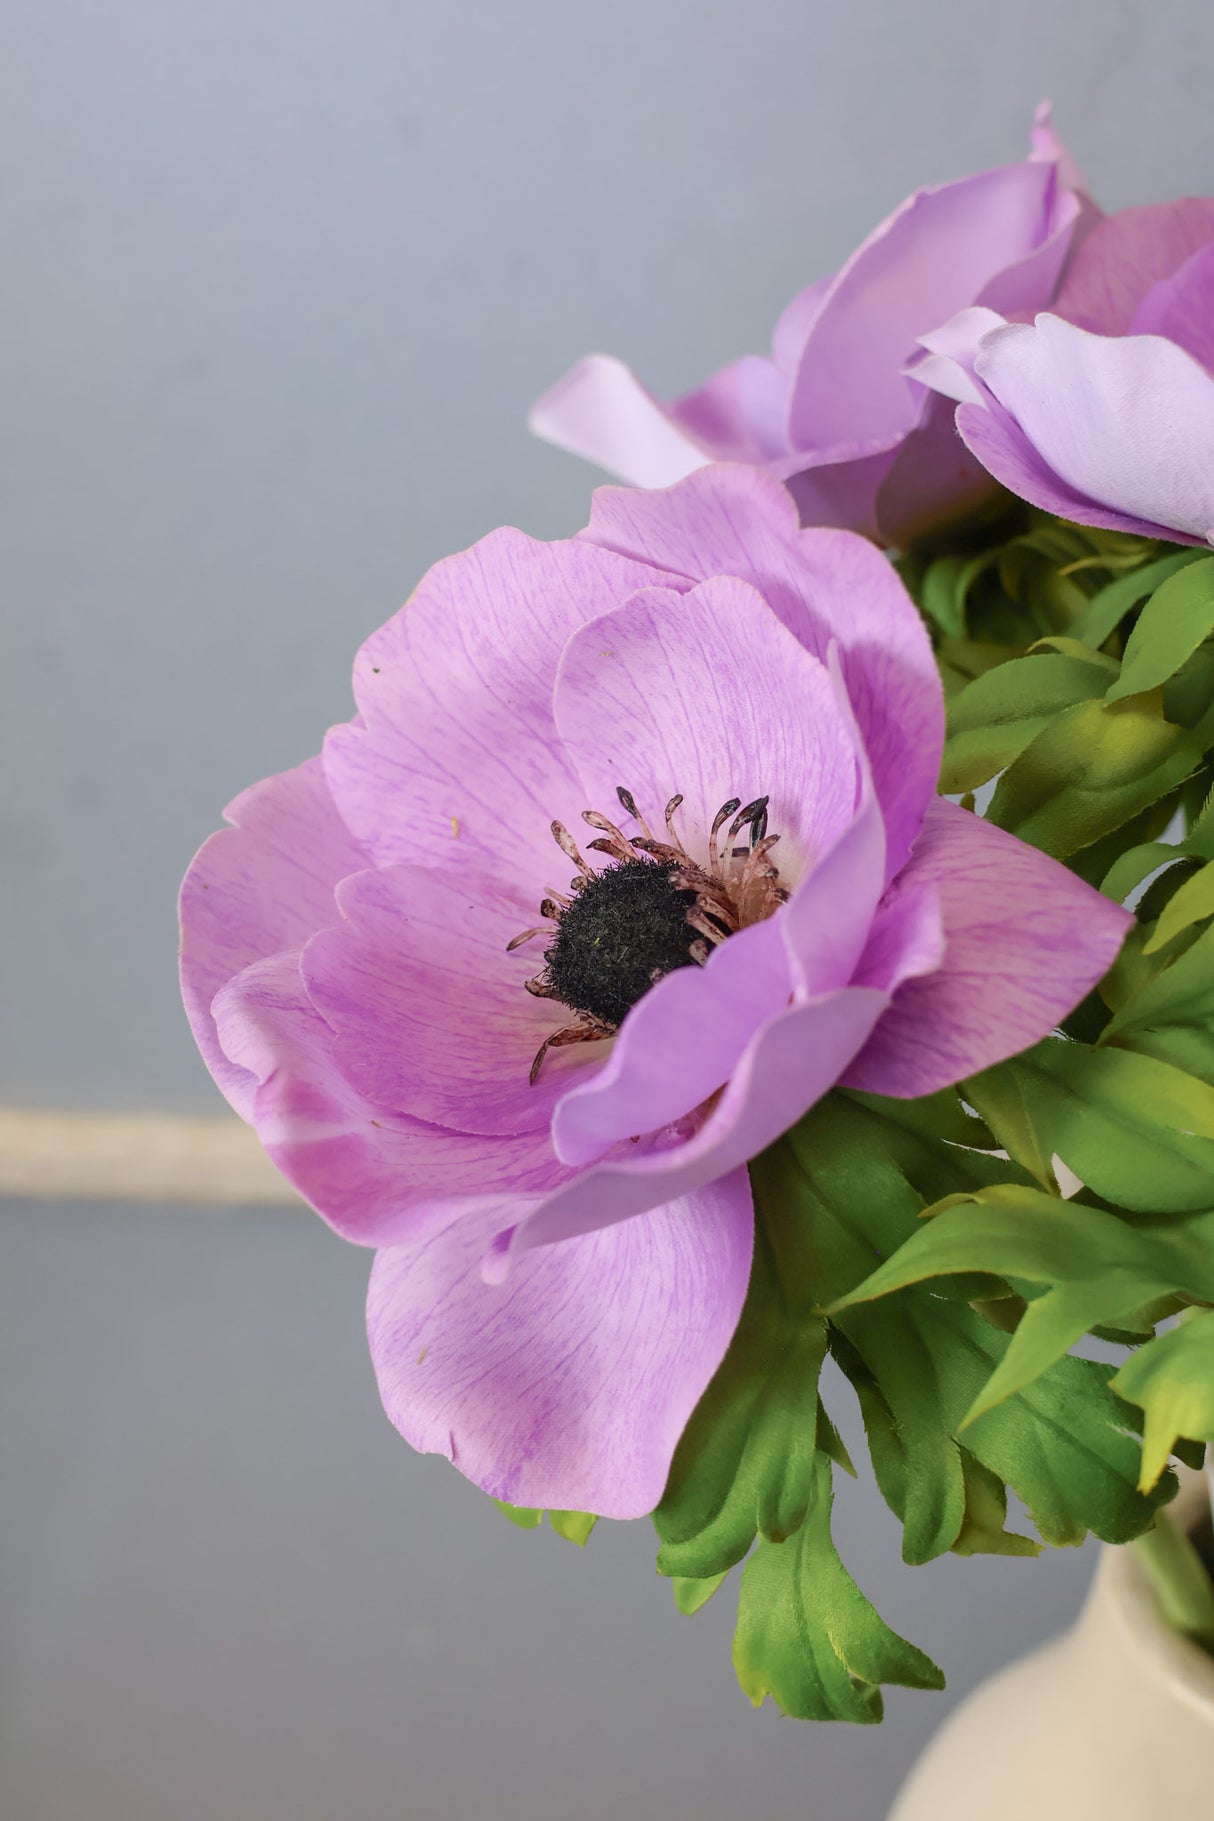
[{"left": 541, "top": 857, "right": 705, "bottom": 1028}]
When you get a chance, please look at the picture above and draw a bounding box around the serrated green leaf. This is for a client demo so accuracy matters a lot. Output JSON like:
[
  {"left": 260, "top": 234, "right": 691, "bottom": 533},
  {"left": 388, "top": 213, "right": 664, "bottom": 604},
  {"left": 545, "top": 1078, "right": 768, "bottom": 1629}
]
[
  {"left": 971, "top": 1040, "right": 1214, "bottom": 1211},
  {"left": 1068, "top": 549, "right": 1210, "bottom": 651},
  {"left": 940, "top": 651, "right": 1116, "bottom": 794},
  {"left": 951, "top": 1452, "right": 1040, "bottom": 1558},
  {"left": 1100, "top": 841, "right": 1187, "bottom": 904},
  {"left": 1113, "top": 1312, "right": 1214, "bottom": 1490},
  {"left": 987, "top": 693, "right": 1210, "bottom": 859},
  {"left": 731, "top": 1454, "right": 944, "bottom": 1723},
  {"left": 1106, "top": 557, "right": 1214, "bottom": 702}
]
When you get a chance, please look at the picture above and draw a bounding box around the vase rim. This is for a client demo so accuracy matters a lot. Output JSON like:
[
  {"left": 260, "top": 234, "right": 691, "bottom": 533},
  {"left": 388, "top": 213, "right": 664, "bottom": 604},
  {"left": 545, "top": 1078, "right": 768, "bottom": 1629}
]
[{"left": 1100, "top": 1465, "right": 1214, "bottom": 1722}]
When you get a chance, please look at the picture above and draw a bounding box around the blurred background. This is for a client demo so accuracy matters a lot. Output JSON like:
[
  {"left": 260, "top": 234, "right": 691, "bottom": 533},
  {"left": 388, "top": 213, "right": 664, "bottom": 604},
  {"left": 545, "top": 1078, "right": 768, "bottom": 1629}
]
[{"left": 4, "top": 2, "right": 1212, "bottom": 1815}]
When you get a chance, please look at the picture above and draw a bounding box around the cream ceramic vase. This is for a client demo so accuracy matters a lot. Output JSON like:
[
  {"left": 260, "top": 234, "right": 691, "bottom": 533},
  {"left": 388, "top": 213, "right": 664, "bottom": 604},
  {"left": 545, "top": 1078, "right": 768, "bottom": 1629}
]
[{"left": 889, "top": 1470, "right": 1214, "bottom": 1820}]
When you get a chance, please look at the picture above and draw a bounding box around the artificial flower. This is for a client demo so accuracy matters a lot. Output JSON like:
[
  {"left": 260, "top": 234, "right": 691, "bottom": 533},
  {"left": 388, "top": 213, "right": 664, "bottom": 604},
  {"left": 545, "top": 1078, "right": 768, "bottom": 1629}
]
[
  {"left": 180, "top": 464, "right": 1130, "bottom": 1519},
  {"left": 528, "top": 108, "right": 1088, "bottom": 545},
  {"left": 911, "top": 197, "right": 1214, "bottom": 545}
]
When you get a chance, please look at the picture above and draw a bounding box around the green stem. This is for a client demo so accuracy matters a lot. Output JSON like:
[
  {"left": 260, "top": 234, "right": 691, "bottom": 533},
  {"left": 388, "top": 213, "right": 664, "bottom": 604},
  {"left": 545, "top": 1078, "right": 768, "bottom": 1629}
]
[{"left": 1133, "top": 1507, "right": 1214, "bottom": 1655}]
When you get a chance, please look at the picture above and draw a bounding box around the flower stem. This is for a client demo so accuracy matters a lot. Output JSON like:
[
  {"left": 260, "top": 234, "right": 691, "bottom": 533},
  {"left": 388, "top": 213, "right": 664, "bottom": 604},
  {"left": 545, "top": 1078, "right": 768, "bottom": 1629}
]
[{"left": 1133, "top": 1508, "right": 1214, "bottom": 1655}]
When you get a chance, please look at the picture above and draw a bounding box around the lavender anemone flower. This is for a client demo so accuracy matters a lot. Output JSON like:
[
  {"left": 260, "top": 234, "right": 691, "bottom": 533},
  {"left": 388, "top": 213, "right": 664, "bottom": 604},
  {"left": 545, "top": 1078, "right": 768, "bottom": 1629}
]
[
  {"left": 180, "top": 465, "right": 1130, "bottom": 1519},
  {"left": 911, "top": 197, "right": 1214, "bottom": 546},
  {"left": 529, "top": 108, "right": 1090, "bottom": 546}
]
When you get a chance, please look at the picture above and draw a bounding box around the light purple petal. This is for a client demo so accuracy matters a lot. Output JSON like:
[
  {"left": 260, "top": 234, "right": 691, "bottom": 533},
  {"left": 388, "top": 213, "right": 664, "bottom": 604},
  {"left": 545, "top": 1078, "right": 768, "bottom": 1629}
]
[
  {"left": 771, "top": 274, "right": 833, "bottom": 374},
  {"left": 872, "top": 389, "right": 1004, "bottom": 548},
  {"left": 1054, "top": 198, "right": 1214, "bottom": 334},
  {"left": 551, "top": 916, "right": 792, "bottom": 1169},
  {"left": 179, "top": 756, "right": 366, "bottom": 1121},
  {"left": 554, "top": 576, "right": 863, "bottom": 880},
  {"left": 212, "top": 954, "right": 568, "bottom": 1244},
  {"left": 323, "top": 529, "right": 663, "bottom": 882},
  {"left": 301, "top": 863, "right": 588, "bottom": 1137},
  {"left": 787, "top": 158, "right": 1066, "bottom": 452},
  {"left": 580, "top": 466, "right": 943, "bottom": 878},
  {"left": 1131, "top": 240, "right": 1214, "bottom": 375},
  {"left": 491, "top": 984, "right": 888, "bottom": 1271},
  {"left": 782, "top": 783, "right": 887, "bottom": 999},
  {"left": 973, "top": 314, "right": 1214, "bottom": 544},
  {"left": 668, "top": 355, "right": 792, "bottom": 464},
  {"left": 366, "top": 1168, "right": 754, "bottom": 1519},
  {"left": 528, "top": 353, "right": 712, "bottom": 487},
  {"left": 842, "top": 800, "right": 1132, "bottom": 1098}
]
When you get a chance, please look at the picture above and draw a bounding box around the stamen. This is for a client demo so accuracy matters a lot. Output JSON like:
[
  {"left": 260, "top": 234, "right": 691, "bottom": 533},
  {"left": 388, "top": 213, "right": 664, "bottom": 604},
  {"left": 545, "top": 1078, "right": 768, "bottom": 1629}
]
[
  {"left": 582, "top": 809, "right": 641, "bottom": 860},
  {"left": 551, "top": 820, "right": 590, "bottom": 876},
  {"left": 708, "top": 798, "right": 741, "bottom": 878},
  {"left": 616, "top": 786, "right": 654, "bottom": 842},
  {"left": 506, "top": 927, "right": 549, "bottom": 951},
  {"left": 664, "top": 794, "right": 684, "bottom": 841}
]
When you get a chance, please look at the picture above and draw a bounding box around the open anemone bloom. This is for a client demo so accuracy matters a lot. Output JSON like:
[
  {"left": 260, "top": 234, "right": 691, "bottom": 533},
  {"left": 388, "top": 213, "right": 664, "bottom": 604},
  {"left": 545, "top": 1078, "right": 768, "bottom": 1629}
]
[
  {"left": 911, "top": 197, "right": 1214, "bottom": 546},
  {"left": 180, "top": 465, "right": 1130, "bottom": 1520},
  {"left": 529, "top": 107, "right": 1089, "bottom": 546}
]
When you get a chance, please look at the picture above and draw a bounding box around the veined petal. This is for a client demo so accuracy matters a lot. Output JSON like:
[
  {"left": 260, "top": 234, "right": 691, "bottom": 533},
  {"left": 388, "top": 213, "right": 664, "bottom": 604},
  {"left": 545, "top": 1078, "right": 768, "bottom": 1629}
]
[
  {"left": 580, "top": 466, "right": 943, "bottom": 877},
  {"left": 1132, "top": 240, "right": 1214, "bottom": 376},
  {"left": 212, "top": 953, "right": 567, "bottom": 1245},
  {"left": 843, "top": 800, "right": 1132, "bottom": 1098},
  {"left": 1054, "top": 197, "right": 1214, "bottom": 334},
  {"left": 179, "top": 756, "right": 366, "bottom": 1121},
  {"left": 323, "top": 529, "right": 662, "bottom": 882},
  {"left": 366, "top": 1168, "right": 754, "bottom": 1519}
]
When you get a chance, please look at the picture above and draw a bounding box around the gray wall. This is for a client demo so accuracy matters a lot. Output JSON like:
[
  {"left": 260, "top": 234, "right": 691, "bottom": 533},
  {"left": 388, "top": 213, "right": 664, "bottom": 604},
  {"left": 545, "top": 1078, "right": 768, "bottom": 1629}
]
[{"left": 4, "top": 3, "right": 1212, "bottom": 1817}]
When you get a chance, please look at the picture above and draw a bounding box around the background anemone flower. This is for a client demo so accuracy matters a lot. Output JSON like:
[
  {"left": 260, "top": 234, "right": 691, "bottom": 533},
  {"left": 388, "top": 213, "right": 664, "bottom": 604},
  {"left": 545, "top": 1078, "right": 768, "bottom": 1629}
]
[
  {"left": 910, "top": 196, "right": 1214, "bottom": 546},
  {"left": 528, "top": 108, "right": 1090, "bottom": 547},
  {"left": 179, "top": 465, "right": 1130, "bottom": 1522}
]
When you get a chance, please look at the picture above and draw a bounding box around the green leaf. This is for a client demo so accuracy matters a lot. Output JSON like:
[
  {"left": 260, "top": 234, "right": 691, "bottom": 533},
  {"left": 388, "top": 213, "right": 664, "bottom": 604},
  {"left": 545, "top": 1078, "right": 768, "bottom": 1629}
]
[
  {"left": 548, "top": 1510, "right": 598, "bottom": 1546},
  {"left": 1114, "top": 1312, "right": 1214, "bottom": 1490},
  {"left": 950, "top": 1452, "right": 1039, "bottom": 1558},
  {"left": 1106, "top": 557, "right": 1214, "bottom": 702},
  {"left": 1144, "top": 860, "right": 1214, "bottom": 952},
  {"left": 492, "top": 1500, "right": 544, "bottom": 1529},
  {"left": 941, "top": 651, "right": 1117, "bottom": 793},
  {"left": 731, "top": 1453, "right": 944, "bottom": 1724},
  {"left": 1068, "top": 549, "right": 1210, "bottom": 651},
  {"left": 987, "top": 693, "right": 1210, "bottom": 859},
  {"left": 969, "top": 1039, "right": 1214, "bottom": 1212},
  {"left": 830, "top": 1183, "right": 1214, "bottom": 1428},
  {"left": 1102, "top": 921, "right": 1214, "bottom": 1087},
  {"left": 1100, "top": 841, "right": 1187, "bottom": 904},
  {"left": 671, "top": 1572, "right": 729, "bottom": 1615}
]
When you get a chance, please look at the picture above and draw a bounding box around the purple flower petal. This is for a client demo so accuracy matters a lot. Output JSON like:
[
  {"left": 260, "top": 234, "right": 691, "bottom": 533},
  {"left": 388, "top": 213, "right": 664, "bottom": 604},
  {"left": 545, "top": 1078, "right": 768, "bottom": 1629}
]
[
  {"left": 842, "top": 800, "right": 1131, "bottom": 1098},
  {"left": 366, "top": 1168, "right": 754, "bottom": 1518},
  {"left": 179, "top": 756, "right": 366, "bottom": 1120},
  {"left": 527, "top": 354, "right": 712, "bottom": 487},
  {"left": 971, "top": 314, "right": 1214, "bottom": 544},
  {"left": 551, "top": 917, "right": 792, "bottom": 1169},
  {"left": 492, "top": 985, "right": 888, "bottom": 1270},
  {"left": 667, "top": 356, "right": 793, "bottom": 465},
  {"left": 301, "top": 863, "right": 587, "bottom": 1137},
  {"left": 212, "top": 954, "right": 568, "bottom": 1244},
  {"left": 554, "top": 575, "right": 863, "bottom": 878},
  {"left": 1054, "top": 197, "right": 1214, "bottom": 334},
  {"left": 581, "top": 467, "right": 943, "bottom": 878},
  {"left": 1132, "top": 240, "right": 1214, "bottom": 375},
  {"left": 323, "top": 530, "right": 662, "bottom": 881}
]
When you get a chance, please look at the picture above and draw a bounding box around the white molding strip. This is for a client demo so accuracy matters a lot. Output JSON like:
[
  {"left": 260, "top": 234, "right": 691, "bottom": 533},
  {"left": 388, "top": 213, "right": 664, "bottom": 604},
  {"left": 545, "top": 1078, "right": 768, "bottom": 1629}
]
[{"left": 0, "top": 1108, "right": 300, "bottom": 1206}]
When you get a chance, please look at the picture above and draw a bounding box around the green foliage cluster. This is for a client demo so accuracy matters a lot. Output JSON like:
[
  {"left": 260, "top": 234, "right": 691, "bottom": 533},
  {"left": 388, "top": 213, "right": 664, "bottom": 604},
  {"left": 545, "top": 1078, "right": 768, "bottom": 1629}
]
[{"left": 500, "top": 516, "right": 1214, "bottom": 1724}]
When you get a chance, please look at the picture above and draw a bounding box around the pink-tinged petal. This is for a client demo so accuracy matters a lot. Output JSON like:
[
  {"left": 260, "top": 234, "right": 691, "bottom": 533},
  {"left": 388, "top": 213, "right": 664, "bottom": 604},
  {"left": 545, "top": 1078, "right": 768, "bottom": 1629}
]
[
  {"left": 842, "top": 800, "right": 1131, "bottom": 1098},
  {"left": 909, "top": 307, "right": 1008, "bottom": 403},
  {"left": 212, "top": 954, "right": 567, "bottom": 1245},
  {"left": 872, "top": 390, "right": 1004, "bottom": 548},
  {"left": 366, "top": 1168, "right": 754, "bottom": 1519},
  {"left": 853, "top": 871, "right": 946, "bottom": 996},
  {"left": 323, "top": 530, "right": 662, "bottom": 882},
  {"left": 551, "top": 916, "right": 792, "bottom": 1169},
  {"left": 1054, "top": 198, "right": 1214, "bottom": 334},
  {"left": 528, "top": 353, "right": 712, "bottom": 487},
  {"left": 787, "top": 158, "right": 1064, "bottom": 452},
  {"left": 581, "top": 466, "right": 943, "bottom": 877},
  {"left": 955, "top": 397, "right": 1180, "bottom": 543},
  {"left": 554, "top": 576, "right": 862, "bottom": 876},
  {"left": 492, "top": 985, "right": 887, "bottom": 1270},
  {"left": 179, "top": 756, "right": 366, "bottom": 1121},
  {"left": 1132, "top": 240, "right": 1214, "bottom": 375},
  {"left": 301, "top": 864, "right": 585, "bottom": 1137},
  {"left": 771, "top": 274, "right": 833, "bottom": 374},
  {"left": 974, "top": 315, "right": 1214, "bottom": 544},
  {"left": 782, "top": 785, "right": 887, "bottom": 998},
  {"left": 668, "top": 356, "right": 792, "bottom": 464},
  {"left": 779, "top": 446, "right": 896, "bottom": 541}
]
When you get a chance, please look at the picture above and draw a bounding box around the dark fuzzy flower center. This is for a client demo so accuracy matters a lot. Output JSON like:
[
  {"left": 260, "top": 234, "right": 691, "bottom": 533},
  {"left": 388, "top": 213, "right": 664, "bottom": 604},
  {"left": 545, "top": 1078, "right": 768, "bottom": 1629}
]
[
  {"left": 541, "top": 856, "right": 705, "bottom": 1028},
  {"left": 508, "top": 786, "right": 788, "bottom": 1084}
]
